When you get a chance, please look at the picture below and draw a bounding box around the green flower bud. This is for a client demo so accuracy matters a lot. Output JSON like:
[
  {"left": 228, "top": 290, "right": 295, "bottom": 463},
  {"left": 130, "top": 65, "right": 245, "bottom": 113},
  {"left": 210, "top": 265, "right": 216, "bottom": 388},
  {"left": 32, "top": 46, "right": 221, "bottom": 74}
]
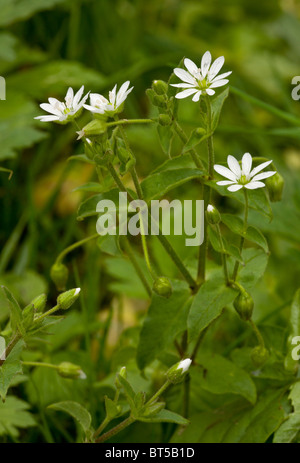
[
  {"left": 153, "top": 276, "right": 173, "bottom": 298},
  {"left": 79, "top": 119, "right": 107, "bottom": 138},
  {"left": 57, "top": 361, "right": 86, "bottom": 380},
  {"left": 152, "top": 95, "right": 167, "bottom": 108},
  {"left": 152, "top": 80, "right": 168, "bottom": 95},
  {"left": 233, "top": 291, "right": 254, "bottom": 321},
  {"left": 265, "top": 172, "right": 284, "bottom": 202},
  {"left": 50, "top": 263, "right": 69, "bottom": 291},
  {"left": 158, "top": 114, "right": 172, "bottom": 126},
  {"left": 115, "top": 366, "right": 127, "bottom": 389},
  {"left": 30, "top": 294, "right": 47, "bottom": 312},
  {"left": 143, "top": 402, "right": 165, "bottom": 417},
  {"left": 250, "top": 346, "right": 269, "bottom": 367},
  {"left": 166, "top": 358, "right": 192, "bottom": 384},
  {"left": 57, "top": 288, "right": 81, "bottom": 310},
  {"left": 22, "top": 304, "right": 34, "bottom": 329},
  {"left": 206, "top": 204, "right": 221, "bottom": 225}
]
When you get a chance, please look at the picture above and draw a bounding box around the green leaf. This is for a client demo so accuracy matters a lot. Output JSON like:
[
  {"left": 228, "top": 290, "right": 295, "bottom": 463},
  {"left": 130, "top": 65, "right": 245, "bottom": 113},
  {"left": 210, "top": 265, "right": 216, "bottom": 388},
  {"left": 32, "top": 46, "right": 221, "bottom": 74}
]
[
  {"left": 0, "top": 340, "right": 24, "bottom": 401},
  {"left": 141, "top": 167, "right": 203, "bottom": 201},
  {"left": 285, "top": 289, "right": 300, "bottom": 372},
  {"left": 208, "top": 226, "right": 244, "bottom": 263},
  {"left": 77, "top": 188, "right": 123, "bottom": 221},
  {"left": 0, "top": 0, "right": 68, "bottom": 27},
  {"left": 211, "top": 88, "right": 229, "bottom": 132},
  {"left": 139, "top": 408, "right": 189, "bottom": 425},
  {"left": 48, "top": 401, "right": 92, "bottom": 434},
  {"left": 273, "top": 381, "right": 300, "bottom": 442},
  {"left": 117, "top": 374, "right": 137, "bottom": 413},
  {"left": 188, "top": 272, "right": 236, "bottom": 341},
  {"left": 192, "top": 354, "right": 257, "bottom": 404},
  {"left": 137, "top": 280, "right": 192, "bottom": 369},
  {"left": 0, "top": 396, "right": 35, "bottom": 437},
  {"left": 182, "top": 128, "right": 209, "bottom": 153},
  {"left": 1, "top": 286, "right": 24, "bottom": 336},
  {"left": 157, "top": 124, "right": 173, "bottom": 155},
  {"left": 221, "top": 214, "right": 269, "bottom": 253},
  {"left": 104, "top": 396, "right": 120, "bottom": 420}
]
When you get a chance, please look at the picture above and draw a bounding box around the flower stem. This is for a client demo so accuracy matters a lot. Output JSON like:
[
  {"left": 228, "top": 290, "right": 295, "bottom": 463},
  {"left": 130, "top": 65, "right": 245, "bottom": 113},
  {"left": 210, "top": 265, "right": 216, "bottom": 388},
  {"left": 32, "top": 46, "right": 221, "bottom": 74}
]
[
  {"left": 249, "top": 319, "right": 265, "bottom": 349},
  {"left": 204, "top": 95, "right": 215, "bottom": 180},
  {"left": 106, "top": 119, "right": 153, "bottom": 128},
  {"left": 120, "top": 237, "right": 152, "bottom": 297},
  {"left": 21, "top": 361, "right": 59, "bottom": 370},
  {"left": 95, "top": 415, "right": 135, "bottom": 443},
  {"left": 145, "top": 380, "right": 171, "bottom": 407},
  {"left": 173, "top": 121, "right": 204, "bottom": 169},
  {"left": 216, "top": 224, "right": 229, "bottom": 284},
  {"left": 232, "top": 189, "right": 248, "bottom": 280},
  {"left": 55, "top": 234, "right": 99, "bottom": 265}
]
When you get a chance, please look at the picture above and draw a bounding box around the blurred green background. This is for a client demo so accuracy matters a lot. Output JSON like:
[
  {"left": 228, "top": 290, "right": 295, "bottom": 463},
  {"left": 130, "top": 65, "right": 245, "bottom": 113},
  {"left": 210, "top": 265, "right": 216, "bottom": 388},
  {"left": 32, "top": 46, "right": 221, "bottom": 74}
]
[{"left": 0, "top": 0, "right": 300, "bottom": 442}]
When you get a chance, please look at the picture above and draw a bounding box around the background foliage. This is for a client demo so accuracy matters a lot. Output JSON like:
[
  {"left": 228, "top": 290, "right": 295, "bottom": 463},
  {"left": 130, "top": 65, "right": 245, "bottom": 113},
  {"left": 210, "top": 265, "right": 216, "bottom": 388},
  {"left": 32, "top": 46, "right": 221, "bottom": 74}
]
[{"left": 0, "top": 0, "right": 300, "bottom": 443}]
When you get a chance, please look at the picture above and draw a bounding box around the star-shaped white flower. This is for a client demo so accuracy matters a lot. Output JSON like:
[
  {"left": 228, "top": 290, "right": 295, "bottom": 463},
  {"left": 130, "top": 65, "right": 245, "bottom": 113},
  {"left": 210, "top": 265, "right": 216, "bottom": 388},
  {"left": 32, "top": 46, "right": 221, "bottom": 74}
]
[
  {"left": 171, "top": 51, "right": 232, "bottom": 102},
  {"left": 214, "top": 153, "right": 276, "bottom": 192},
  {"left": 84, "top": 81, "right": 133, "bottom": 116},
  {"left": 35, "top": 86, "right": 89, "bottom": 123}
]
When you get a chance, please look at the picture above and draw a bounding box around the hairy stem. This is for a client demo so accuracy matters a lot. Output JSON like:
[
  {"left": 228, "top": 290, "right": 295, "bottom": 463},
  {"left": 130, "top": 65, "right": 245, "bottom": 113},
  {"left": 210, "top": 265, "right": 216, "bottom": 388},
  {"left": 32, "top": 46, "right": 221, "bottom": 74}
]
[
  {"left": 232, "top": 189, "right": 248, "bottom": 280},
  {"left": 173, "top": 121, "right": 204, "bottom": 169}
]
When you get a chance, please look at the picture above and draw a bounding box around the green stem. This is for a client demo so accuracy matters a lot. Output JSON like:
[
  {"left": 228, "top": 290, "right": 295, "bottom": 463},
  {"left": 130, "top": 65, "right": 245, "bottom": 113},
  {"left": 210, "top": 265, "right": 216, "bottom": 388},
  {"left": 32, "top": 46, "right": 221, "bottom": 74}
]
[
  {"left": 173, "top": 121, "right": 204, "bottom": 169},
  {"left": 55, "top": 234, "right": 99, "bottom": 265},
  {"left": 106, "top": 119, "right": 153, "bottom": 128},
  {"left": 34, "top": 305, "right": 59, "bottom": 323},
  {"left": 204, "top": 96, "right": 214, "bottom": 180},
  {"left": 95, "top": 415, "right": 135, "bottom": 443},
  {"left": 197, "top": 185, "right": 210, "bottom": 284},
  {"left": 146, "top": 380, "right": 171, "bottom": 407},
  {"left": 216, "top": 224, "right": 229, "bottom": 284},
  {"left": 120, "top": 237, "right": 152, "bottom": 297},
  {"left": 139, "top": 214, "right": 156, "bottom": 280},
  {"left": 22, "top": 361, "right": 59, "bottom": 370},
  {"left": 232, "top": 189, "right": 248, "bottom": 280},
  {"left": 249, "top": 319, "right": 265, "bottom": 348}
]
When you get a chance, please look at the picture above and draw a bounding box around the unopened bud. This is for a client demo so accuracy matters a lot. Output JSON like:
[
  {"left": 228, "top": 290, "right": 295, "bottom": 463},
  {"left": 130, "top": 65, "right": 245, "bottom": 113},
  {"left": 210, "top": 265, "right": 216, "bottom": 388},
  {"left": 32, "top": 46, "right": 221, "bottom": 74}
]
[
  {"left": 152, "top": 80, "right": 168, "bottom": 95},
  {"left": 50, "top": 263, "right": 69, "bottom": 291},
  {"left": 153, "top": 276, "right": 172, "bottom": 299},
  {"left": 115, "top": 366, "right": 127, "bottom": 389},
  {"left": 78, "top": 119, "right": 107, "bottom": 139},
  {"left": 166, "top": 358, "right": 192, "bottom": 384},
  {"left": 250, "top": 346, "right": 269, "bottom": 367},
  {"left": 233, "top": 291, "right": 254, "bottom": 321},
  {"left": 57, "top": 288, "right": 81, "bottom": 310},
  {"left": 266, "top": 172, "right": 284, "bottom": 202},
  {"left": 206, "top": 204, "right": 221, "bottom": 225},
  {"left": 30, "top": 294, "right": 47, "bottom": 312},
  {"left": 58, "top": 361, "right": 86, "bottom": 380},
  {"left": 158, "top": 114, "right": 171, "bottom": 126}
]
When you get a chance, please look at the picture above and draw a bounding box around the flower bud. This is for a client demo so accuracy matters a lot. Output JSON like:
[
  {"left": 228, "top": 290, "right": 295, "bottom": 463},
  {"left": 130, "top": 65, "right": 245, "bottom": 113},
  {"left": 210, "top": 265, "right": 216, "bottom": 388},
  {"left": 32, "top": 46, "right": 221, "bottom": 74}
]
[
  {"left": 152, "top": 95, "right": 167, "bottom": 108},
  {"left": 166, "top": 358, "right": 192, "bottom": 384},
  {"left": 265, "top": 172, "right": 284, "bottom": 202},
  {"left": 233, "top": 291, "right": 254, "bottom": 321},
  {"left": 153, "top": 276, "right": 172, "bottom": 299},
  {"left": 79, "top": 119, "right": 107, "bottom": 138},
  {"left": 152, "top": 80, "right": 168, "bottom": 95},
  {"left": 158, "top": 114, "right": 172, "bottom": 126},
  {"left": 57, "top": 361, "right": 86, "bottom": 380},
  {"left": 84, "top": 138, "right": 95, "bottom": 160},
  {"left": 50, "top": 262, "right": 69, "bottom": 291},
  {"left": 250, "top": 346, "right": 269, "bottom": 367},
  {"left": 206, "top": 204, "right": 221, "bottom": 225},
  {"left": 115, "top": 366, "right": 127, "bottom": 389},
  {"left": 30, "top": 294, "right": 47, "bottom": 313},
  {"left": 57, "top": 288, "right": 81, "bottom": 310}
]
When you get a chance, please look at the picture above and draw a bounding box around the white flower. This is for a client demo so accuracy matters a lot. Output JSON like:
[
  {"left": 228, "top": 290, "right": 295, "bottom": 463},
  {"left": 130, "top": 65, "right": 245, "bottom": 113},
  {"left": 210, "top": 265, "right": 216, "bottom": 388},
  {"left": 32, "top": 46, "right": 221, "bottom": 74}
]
[
  {"left": 214, "top": 153, "right": 276, "bottom": 192},
  {"left": 171, "top": 51, "right": 232, "bottom": 102},
  {"left": 177, "top": 358, "right": 192, "bottom": 373},
  {"left": 207, "top": 204, "right": 214, "bottom": 212},
  {"left": 35, "top": 86, "right": 89, "bottom": 123},
  {"left": 84, "top": 81, "right": 133, "bottom": 116}
]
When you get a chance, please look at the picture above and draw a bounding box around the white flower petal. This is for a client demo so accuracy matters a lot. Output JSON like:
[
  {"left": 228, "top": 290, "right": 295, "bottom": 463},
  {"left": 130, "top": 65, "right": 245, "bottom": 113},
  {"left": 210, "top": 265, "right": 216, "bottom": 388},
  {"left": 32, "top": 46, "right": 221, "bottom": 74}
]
[
  {"left": 184, "top": 58, "right": 198, "bottom": 75},
  {"left": 251, "top": 171, "right": 276, "bottom": 182},
  {"left": 174, "top": 68, "right": 197, "bottom": 85},
  {"left": 206, "top": 88, "right": 215, "bottom": 96},
  {"left": 83, "top": 104, "right": 105, "bottom": 114},
  {"left": 35, "top": 115, "right": 60, "bottom": 122},
  {"left": 109, "top": 84, "right": 117, "bottom": 106},
  {"left": 209, "top": 79, "right": 229, "bottom": 89},
  {"left": 175, "top": 88, "right": 198, "bottom": 99},
  {"left": 211, "top": 71, "right": 232, "bottom": 82},
  {"left": 208, "top": 56, "right": 224, "bottom": 80},
  {"left": 227, "top": 155, "right": 241, "bottom": 177},
  {"left": 48, "top": 97, "right": 61, "bottom": 106},
  {"left": 201, "top": 51, "right": 212, "bottom": 78},
  {"left": 244, "top": 181, "right": 265, "bottom": 189},
  {"left": 40, "top": 103, "right": 62, "bottom": 117},
  {"left": 214, "top": 164, "right": 237, "bottom": 181},
  {"left": 216, "top": 180, "right": 236, "bottom": 185},
  {"left": 65, "top": 87, "right": 74, "bottom": 106},
  {"left": 171, "top": 83, "right": 196, "bottom": 88},
  {"left": 242, "top": 152, "right": 252, "bottom": 176},
  {"left": 249, "top": 160, "right": 272, "bottom": 178},
  {"left": 73, "top": 85, "right": 84, "bottom": 107},
  {"left": 192, "top": 91, "right": 202, "bottom": 102},
  {"left": 228, "top": 184, "right": 243, "bottom": 192},
  {"left": 118, "top": 81, "right": 130, "bottom": 97}
]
